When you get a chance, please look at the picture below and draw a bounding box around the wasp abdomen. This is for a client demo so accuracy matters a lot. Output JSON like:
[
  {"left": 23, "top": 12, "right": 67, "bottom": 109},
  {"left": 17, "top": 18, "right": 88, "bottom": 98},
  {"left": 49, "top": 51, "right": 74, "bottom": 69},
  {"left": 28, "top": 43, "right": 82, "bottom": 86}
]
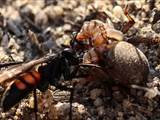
[
  {"left": 15, "top": 71, "right": 41, "bottom": 90},
  {"left": 1, "top": 70, "right": 41, "bottom": 112}
]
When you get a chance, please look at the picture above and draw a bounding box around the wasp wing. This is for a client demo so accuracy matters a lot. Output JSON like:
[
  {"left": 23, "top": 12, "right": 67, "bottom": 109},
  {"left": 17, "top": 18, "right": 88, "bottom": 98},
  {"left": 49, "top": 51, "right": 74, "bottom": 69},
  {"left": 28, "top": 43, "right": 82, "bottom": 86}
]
[{"left": 0, "top": 53, "right": 56, "bottom": 84}]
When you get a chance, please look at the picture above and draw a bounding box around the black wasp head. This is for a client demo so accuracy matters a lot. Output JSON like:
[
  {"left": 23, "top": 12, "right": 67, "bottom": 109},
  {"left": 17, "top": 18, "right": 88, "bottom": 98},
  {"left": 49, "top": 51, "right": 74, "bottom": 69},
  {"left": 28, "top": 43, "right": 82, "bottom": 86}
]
[
  {"left": 61, "top": 48, "right": 79, "bottom": 65},
  {"left": 70, "top": 32, "right": 89, "bottom": 51}
]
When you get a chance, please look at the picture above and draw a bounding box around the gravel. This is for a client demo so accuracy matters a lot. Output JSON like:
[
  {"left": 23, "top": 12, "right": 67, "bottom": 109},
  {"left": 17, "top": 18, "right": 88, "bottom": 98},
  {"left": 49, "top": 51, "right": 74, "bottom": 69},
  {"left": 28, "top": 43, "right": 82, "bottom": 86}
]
[{"left": 0, "top": 0, "right": 160, "bottom": 120}]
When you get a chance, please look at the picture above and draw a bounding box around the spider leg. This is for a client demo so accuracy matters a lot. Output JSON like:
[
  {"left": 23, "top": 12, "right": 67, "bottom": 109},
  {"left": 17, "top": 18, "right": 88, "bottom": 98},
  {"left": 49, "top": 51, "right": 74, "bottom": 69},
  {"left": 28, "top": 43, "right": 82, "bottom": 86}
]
[{"left": 122, "top": 5, "right": 135, "bottom": 33}]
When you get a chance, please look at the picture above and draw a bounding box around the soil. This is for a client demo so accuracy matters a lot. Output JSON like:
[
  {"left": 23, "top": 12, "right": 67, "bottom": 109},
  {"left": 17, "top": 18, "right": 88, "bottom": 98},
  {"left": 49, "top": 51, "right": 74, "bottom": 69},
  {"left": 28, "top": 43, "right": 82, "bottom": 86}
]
[{"left": 0, "top": 0, "right": 160, "bottom": 120}]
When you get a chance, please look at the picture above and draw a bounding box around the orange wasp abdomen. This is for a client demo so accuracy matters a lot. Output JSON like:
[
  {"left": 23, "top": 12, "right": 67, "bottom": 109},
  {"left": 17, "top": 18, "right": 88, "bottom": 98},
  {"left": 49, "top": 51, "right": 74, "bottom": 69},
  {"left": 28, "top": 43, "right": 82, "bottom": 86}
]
[
  {"left": 14, "top": 70, "right": 41, "bottom": 90},
  {"left": 1, "top": 70, "right": 41, "bottom": 111}
]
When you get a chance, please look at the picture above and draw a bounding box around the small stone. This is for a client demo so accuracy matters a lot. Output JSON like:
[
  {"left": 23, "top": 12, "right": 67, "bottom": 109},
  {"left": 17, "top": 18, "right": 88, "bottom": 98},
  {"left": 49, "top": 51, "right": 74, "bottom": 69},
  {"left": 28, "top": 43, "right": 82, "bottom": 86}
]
[
  {"left": 90, "top": 89, "right": 103, "bottom": 100},
  {"left": 40, "top": 39, "right": 54, "bottom": 51},
  {"left": 137, "top": 91, "right": 144, "bottom": 97},
  {"left": 13, "top": 116, "right": 19, "bottom": 120},
  {"left": 122, "top": 99, "right": 132, "bottom": 109},
  {"left": 129, "top": 116, "right": 136, "bottom": 120},
  {"left": 50, "top": 102, "right": 87, "bottom": 119},
  {"left": 16, "top": 108, "right": 22, "bottom": 116},
  {"left": 77, "top": 104, "right": 86, "bottom": 114},
  {"left": 151, "top": 9, "right": 160, "bottom": 24},
  {"left": 90, "top": 108, "right": 97, "bottom": 115},
  {"left": 7, "top": 20, "right": 23, "bottom": 37},
  {"left": 63, "top": 24, "right": 72, "bottom": 32},
  {"left": 28, "top": 97, "right": 34, "bottom": 109},
  {"left": 87, "top": 118, "right": 92, "bottom": 120},
  {"left": 149, "top": 68, "right": 156, "bottom": 75},
  {"left": 97, "top": 106, "right": 106, "bottom": 117},
  {"left": 135, "top": 1, "right": 143, "bottom": 9},
  {"left": 94, "top": 97, "right": 103, "bottom": 107},
  {"left": 44, "top": 5, "right": 64, "bottom": 20},
  {"left": 152, "top": 21, "right": 160, "bottom": 33},
  {"left": 35, "top": 11, "right": 48, "bottom": 27},
  {"left": 135, "top": 113, "right": 147, "bottom": 120},
  {"left": 112, "top": 91, "right": 123, "bottom": 101},
  {"left": 1, "top": 113, "right": 6, "bottom": 118},
  {"left": 117, "top": 111, "right": 123, "bottom": 118},
  {"left": 112, "top": 6, "right": 124, "bottom": 20}
]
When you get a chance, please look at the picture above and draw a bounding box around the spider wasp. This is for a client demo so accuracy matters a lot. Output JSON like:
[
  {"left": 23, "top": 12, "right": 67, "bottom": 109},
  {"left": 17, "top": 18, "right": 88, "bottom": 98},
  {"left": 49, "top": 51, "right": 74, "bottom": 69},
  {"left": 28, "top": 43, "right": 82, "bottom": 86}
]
[{"left": 0, "top": 36, "right": 86, "bottom": 113}]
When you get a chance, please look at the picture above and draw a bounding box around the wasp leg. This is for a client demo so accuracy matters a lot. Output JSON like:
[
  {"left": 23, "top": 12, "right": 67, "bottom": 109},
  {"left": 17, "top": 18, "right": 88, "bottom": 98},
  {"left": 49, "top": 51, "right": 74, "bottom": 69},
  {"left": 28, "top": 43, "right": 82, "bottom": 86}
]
[
  {"left": 33, "top": 89, "right": 38, "bottom": 120},
  {"left": 122, "top": 5, "right": 135, "bottom": 33},
  {"left": 0, "top": 61, "right": 23, "bottom": 69},
  {"left": 69, "top": 82, "right": 76, "bottom": 120}
]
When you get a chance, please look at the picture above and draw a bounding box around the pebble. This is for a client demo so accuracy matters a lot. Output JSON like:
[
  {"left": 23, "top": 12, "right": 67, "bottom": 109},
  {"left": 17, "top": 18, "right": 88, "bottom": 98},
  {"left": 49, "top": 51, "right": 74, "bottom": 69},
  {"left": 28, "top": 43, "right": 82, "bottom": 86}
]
[
  {"left": 20, "top": 6, "right": 34, "bottom": 24},
  {"left": 155, "top": 64, "right": 160, "bottom": 71},
  {"left": 152, "top": 21, "right": 160, "bottom": 33},
  {"left": 149, "top": 68, "right": 156, "bottom": 75},
  {"left": 13, "top": 115, "right": 19, "bottom": 120},
  {"left": 63, "top": 24, "right": 72, "bottom": 32},
  {"left": 90, "top": 89, "right": 103, "bottom": 100},
  {"left": 1, "top": 113, "right": 6, "bottom": 118},
  {"left": 44, "top": 5, "right": 64, "bottom": 20},
  {"left": 112, "top": 91, "right": 123, "bottom": 102},
  {"left": 112, "top": 6, "right": 124, "bottom": 20},
  {"left": 40, "top": 39, "right": 55, "bottom": 51},
  {"left": 16, "top": 108, "right": 22, "bottom": 116},
  {"left": 35, "top": 11, "right": 48, "bottom": 27},
  {"left": 129, "top": 116, "right": 136, "bottom": 120},
  {"left": 28, "top": 97, "right": 34, "bottom": 109},
  {"left": 94, "top": 97, "right": 103, "bottom": 107},
  {"left": 117, "top": 111, "right": 123, "bottom": 118},
  {"left": 90, "top": 108, "right": 97, "bottom": 115},
  {"left": 49, "top": 102, "right": 87, "bottom": 120},
  {"left": 151, "top": 9, "right": 160, "bottom": 24},
  {"left": 97, "top": 106, "right": 106, "bottom": 117},
  {"left": 135, "top": 113, "right": 147, "bottom": 120},
  {"left": 77, "top": 103, "right": 86, "bottom": 114},
  {"left": 87, "top": 118, "right": 92, "bottom": 120},
  {"left": 123, "top": 99, "right": 132, "bottom": 109},
  {"left": 135, "top": 1, "right": 143, "bottom": 9},
  {"left": 7, "top": 20, "right": 23, "bottom": 37}
]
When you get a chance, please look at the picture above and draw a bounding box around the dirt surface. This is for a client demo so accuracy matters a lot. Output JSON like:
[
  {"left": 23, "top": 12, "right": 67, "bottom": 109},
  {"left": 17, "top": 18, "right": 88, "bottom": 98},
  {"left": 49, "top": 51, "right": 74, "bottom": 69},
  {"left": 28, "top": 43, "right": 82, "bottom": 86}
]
[{"left": 0, "top": 0, "right": 160, "bottom": 120}]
